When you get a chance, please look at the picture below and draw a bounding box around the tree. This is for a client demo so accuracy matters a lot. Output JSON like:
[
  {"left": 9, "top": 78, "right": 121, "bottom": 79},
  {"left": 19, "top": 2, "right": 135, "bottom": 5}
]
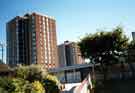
[
  {"left": 128, "top": 40, "right": 135, "bottom": 49},
  {"left": 78, "top": 27, "right": 128, "bottom": 80}
]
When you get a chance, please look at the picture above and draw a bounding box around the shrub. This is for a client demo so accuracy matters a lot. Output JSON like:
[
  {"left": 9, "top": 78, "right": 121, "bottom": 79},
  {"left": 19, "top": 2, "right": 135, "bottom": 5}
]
[
  {"left": 0, "top": 77, "right": 15, "bottom": 92},
  {"left": 0, "top": 77, "right": 46, "bottom": 93},
  {"left": 43, "top": 74, "right": 60, "bottom": 93},
  {"left": 15, "top": 66, "right": 29, "bottom": 80},
  {"left": 15, "top": 64, "right": 48, "bottom": 82},
  {"left": 0, "top": 65, "right": 60, "bottom": 93},
  {"left": 31, "top": 81, "right": 45, "bottom": 93},
  {"left": 0, "top": 77, "right": 29, "bottom": 93}
]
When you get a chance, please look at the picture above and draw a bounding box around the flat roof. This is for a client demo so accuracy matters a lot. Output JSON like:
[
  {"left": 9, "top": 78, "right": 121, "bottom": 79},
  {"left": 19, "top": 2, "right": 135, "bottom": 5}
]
[{"left": 49, "top": 63, "right": 95, "bottom": 73}]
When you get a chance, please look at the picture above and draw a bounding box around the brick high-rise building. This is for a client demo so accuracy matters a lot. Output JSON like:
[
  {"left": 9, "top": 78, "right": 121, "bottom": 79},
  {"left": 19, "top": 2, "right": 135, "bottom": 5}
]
[
  {"left": 58, "top": 41, "right": 84, "bottom": 67},
  {"left": 6, "top": 12, "right": 58, "bottom": 68}
]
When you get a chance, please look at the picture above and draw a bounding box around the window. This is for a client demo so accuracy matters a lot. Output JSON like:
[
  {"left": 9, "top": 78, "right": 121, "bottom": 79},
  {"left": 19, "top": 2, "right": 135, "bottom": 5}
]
[
  {"left": 33, "top": 46, "right": 36, "bottom": 50},
  {"left": 42, "top": 17, "right": 45, "bottom": 21},
  {"left": 32, "top": 16, "right": 35, "bottom": 24},
  {"left": 45, "top": 56, "right": 47, "bottom": 59},
  {"left": 45, "top": 60, "right": 47, "bottom": 63},
  {"left": 32, "top": 16, "right": 35, "bottom": 20},
  {"left": 32, "top": 42, "right": 36, "bottom": 46},
  {"left": 32, "top": 32, "right": 36, "bottom": 37},
  {"left": 32, "top": 25, "right": 35, "bottom": 28},
  {"left": 32, "top": 37, "right": 36, "bottom": 41}
]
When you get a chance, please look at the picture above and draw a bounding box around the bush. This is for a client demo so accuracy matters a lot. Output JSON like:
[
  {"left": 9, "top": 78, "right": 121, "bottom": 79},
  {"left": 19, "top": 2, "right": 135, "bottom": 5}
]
[
  {"left": 0, "top": 65, "right": 60, "bottom": 93},
  {"left": 0, "top": 77, "right": 45, "bottom": 93},
  {"left": 15, "top": 65, "right": 48, "bottom": 82},
  {"left": 0, "top": 77, "right": 15, "bottom": 92},
  {"left": 43, "top": 74, "right": 60, "bottom": 93},
  {"left": 31, "top": 81, "right": 45, "bottom": 93},
  {"left": 0, "top": 77, "right": 28, "bottom": 93},
  {"left": 15, "top": 65, "right": 29, "bottom": 79},
  {"left": 0, "top": 87, "right": 8, "bottom": 93}
]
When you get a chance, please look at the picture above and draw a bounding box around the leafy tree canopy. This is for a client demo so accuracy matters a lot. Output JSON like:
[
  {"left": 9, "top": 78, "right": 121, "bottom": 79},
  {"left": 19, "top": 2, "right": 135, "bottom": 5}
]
[
  {"left": 128, "top": 40, "right": 135, "bottom": 49},
  {"left": 78, "top": 27, "right": 128, "bottom": 65}
]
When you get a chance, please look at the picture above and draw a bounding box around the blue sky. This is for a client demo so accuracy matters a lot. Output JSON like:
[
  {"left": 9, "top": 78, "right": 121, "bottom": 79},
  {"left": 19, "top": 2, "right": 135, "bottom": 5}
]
[{"left": 0, "top": 0, "right": 135, "bottom": 62}]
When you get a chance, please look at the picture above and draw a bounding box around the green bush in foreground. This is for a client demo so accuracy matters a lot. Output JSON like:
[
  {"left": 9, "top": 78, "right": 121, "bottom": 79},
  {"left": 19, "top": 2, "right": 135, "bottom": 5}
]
[
  {"left": 0, "top": 65, "right": 59, "bottom": 93},
  {"left": 43, "top": 74, "right": 60, "bottom": 93},
  {"left": 0, "top": 78, "right": 45, "bottom": 93},
  {"left": 31, "top": 81, "right": 45, "bottom": 93},
  {"left": 15, "top": 65, "right": 48, "bottom": 82}
]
